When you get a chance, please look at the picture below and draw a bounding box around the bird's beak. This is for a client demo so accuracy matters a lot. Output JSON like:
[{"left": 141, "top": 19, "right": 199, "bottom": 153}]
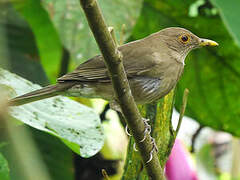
[{"left": 199, "top": 38, "right": 219, "bottom": 47}]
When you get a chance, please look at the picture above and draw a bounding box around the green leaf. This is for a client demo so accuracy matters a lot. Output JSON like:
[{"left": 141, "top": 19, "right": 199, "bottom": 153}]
[
  {"left": 12, "top": 0, "right": 62, "bottom": 82},
  {"left": 0, "top": 2, "right": 50, "bottom": 85},
  {"left": 131, "top": 0, "right": 240, "bottom": 136},
  {"left": 1, "top": 127, "right": 75, "bottom": 180},
  {"left": 0, "top": 68, "right": 104, "bottom": 157},
  {"left": 30, "top": 128, "right": 75, "bottom": 180},
  {"left": 210, "top": 0, "right": 240, "bottom": 47},
  {"left": 0, "top": 153, "right": 10, "bottom": 180},
  {"left": 41, "top": 0, "right": 143, "bottom": 65}
]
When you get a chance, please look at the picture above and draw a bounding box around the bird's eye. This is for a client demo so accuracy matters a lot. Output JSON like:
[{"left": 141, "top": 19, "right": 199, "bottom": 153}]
[{"left": 179, "top": 34, "right": 190, "bottom": 43}]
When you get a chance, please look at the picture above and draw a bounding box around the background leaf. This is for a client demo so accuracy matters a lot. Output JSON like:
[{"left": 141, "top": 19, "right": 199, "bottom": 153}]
[
  {"left": 0, "top": 2, "right": 49, "bottom": 85},
  {"left": 41, "top": 0, "right": 143, "bottom": 66},
  {"left": 12, "top": 0, "right": 62, "bottom": 82},
  {"left": 0, "top": 68, "right": 104, "bottom": 157},
  {"left": 0, "top": 153, "right": 10, "bottom": 180},
  {"left": 210, "top": 0, "right": 240, "bottom": 47}
]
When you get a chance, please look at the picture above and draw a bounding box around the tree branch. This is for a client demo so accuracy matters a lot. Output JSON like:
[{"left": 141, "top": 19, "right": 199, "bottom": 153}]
[{"left": 79, "top": 0, "right": 164, "bottom": 179}]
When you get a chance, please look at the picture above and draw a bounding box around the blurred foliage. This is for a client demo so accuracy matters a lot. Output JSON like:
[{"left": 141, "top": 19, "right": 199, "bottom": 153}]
[
  {"left": 40, "top": 0, "right": 142, "bottom": 66},
  {"left": 196, "top": 144, "right": 218, "bottom": 179},
  {"left": 0, "top": 153, "right": 10, "bottom": 180},
  {"left": 13, "top": 0, "right": 62, "bottom": 82},
  {"left": 210, "top": 0, "right": 240, "bottom": 47},
  {"left": 1, "top": 127, "right": 74, "bottom": 180},
  {"left": 30, "top": 128, "right": 75, "bottom": 180},
  {"left": 0, "top": 2, "right": 49, "bottom": 85}
]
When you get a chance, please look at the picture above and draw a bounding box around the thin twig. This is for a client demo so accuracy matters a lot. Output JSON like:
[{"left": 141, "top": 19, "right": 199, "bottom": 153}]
[
  {"left": 101, "top": 169, "right": 110, "bottom": 180},
  {"left": 79, "top": 0, "right": 164, "bottom": 179},
  {"left": 176, "top": 88, "right": 189, "bottom": 136},
  {"left": 120, "top": 24, "right": 126, "bottom": 45},
  {"left": 190, "top": 125, "right": 204, "bottom": 153},
  {"left": 108, "top": 27, "right": 118, "bottom": 46}
]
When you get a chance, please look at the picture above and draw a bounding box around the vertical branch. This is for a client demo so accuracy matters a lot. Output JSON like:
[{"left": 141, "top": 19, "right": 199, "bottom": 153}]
[{"left": 79, "top": 0, "right": 164, "bottom": 179}]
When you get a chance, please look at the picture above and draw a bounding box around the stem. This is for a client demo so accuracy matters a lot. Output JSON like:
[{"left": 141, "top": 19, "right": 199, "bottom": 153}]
[
  {"left": 102, "top": 169, "right": 110, "bottom": 180},
  {"left": 176, "top": 88, "right": 189, "bottom": 136},
  {"left": 79, "top": 0, "right": 164, "bottom": 179},
  {"left": 108, "top": 27, "right": 118, "bottom": 46},
  {"left": 120, "top": 24, "right": 126, "bottom": 45},
  {"left": 190, "top": 125, "right": 204, "bottom": 153}
]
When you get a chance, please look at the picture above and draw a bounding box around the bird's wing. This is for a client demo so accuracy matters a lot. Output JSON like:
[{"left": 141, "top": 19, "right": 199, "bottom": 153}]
[
  {"left": 57, "top": 41, "right": 157, "bottom": 83},
  {"left": 58, "top": 55, "right": 109, "bottom": 82}
]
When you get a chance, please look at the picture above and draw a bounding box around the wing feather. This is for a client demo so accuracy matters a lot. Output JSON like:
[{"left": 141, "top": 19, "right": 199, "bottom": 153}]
[{"left": 58, "top": 39, "right": 158, "bottom": 83}]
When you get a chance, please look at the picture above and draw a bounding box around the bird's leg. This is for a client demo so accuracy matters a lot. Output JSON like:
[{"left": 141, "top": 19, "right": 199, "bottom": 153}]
[
  {"left": 109, "top": 100, "right": 157, "bottom": 159},
  {"left": 110, "top": 100, "right": 133, "bottom": 137},
  {"left": 131, "top": 118, "right": 152, "bottom": 152},
  {"left": 140, "top": 118, "right": 159, "bottom": 163}
]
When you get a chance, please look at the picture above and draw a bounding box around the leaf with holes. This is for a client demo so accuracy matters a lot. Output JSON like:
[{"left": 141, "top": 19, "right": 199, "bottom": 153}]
[{"left": 0, "top": 68, "right": 104, "bottom": 157}]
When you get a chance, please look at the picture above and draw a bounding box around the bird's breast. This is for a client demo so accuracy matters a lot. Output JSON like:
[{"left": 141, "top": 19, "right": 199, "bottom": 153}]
[{"left": 159, "top": 62, "right": 184, "bottom": 97}]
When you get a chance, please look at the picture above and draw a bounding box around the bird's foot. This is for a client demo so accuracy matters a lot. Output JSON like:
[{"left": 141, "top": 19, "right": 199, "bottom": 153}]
[
  {"left": 146, "top": 136, "right": 158, "bottom": 163},
  {"left": 125, "top": 125, "right": 132, "bottom": 136},
  {"left": 124, "top": 118, "right": 151, "bottom": 139},
  {"left": 126, "top": 118, "right": 152, "bottom": 152},
  {"left": 140, "top": 118, "right": 151, "bottom": 142}
]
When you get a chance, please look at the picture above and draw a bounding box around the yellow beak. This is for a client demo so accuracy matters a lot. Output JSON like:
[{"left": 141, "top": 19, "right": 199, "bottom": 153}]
[{"left": 199, "top": 38, "right": 219, "bottom": 47}]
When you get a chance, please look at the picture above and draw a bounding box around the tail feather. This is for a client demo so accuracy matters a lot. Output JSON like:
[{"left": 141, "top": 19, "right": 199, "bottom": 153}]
[{"left": 9, "top": 83, "right": 73, "bottom": 106}]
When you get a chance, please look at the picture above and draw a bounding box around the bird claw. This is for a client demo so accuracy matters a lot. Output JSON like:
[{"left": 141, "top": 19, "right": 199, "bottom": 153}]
[
  {"left": 146, "top": 152, "right": 153, "bottom": 163},
  {"left": 146, "top": 137, "right": 158, "bottom": 163},
  {"left": 140, "top": 118, "right": 151, "bottom": 142},
  {"left": 125, "top": 118, "right": 157, "bottom": 162},
  {"left": 133, "top": 143, "right": 138, "bottom": 151},
  {"left": 125, "top": 125, "right": 132, "bottom": 136}
]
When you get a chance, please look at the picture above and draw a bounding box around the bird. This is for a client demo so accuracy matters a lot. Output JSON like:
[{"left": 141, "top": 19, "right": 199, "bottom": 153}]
[{"left": 10, "top": 27, "right": 218, "bottom": 108}]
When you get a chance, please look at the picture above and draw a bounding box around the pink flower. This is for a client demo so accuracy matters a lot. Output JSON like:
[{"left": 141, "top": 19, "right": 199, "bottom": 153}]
[{"left": 165, "top": 139, "right": 198, "bottom": 180}]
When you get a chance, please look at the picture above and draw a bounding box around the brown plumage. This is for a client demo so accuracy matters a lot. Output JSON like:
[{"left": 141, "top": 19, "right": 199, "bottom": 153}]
[{"left": 10, "top": 27, "right": 218, "bottom": 106}]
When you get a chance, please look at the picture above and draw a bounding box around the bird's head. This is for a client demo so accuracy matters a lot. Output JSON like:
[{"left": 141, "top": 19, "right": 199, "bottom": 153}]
[{"left": 154, "top": 27, "right": 218, "bottom": 62}]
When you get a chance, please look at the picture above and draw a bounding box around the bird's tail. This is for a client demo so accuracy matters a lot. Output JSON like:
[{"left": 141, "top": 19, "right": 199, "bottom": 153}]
[{"left": 9, "top": 83, "right": 73, "bottom": 106}]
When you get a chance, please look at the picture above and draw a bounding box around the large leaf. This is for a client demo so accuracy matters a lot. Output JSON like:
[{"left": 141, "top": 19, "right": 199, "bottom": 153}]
[
  {"left": 12, "top": 0, "right": 62, "bottom": 82},
  {"left": 41, "top": 0, "right": 143, "bottom": 65},
  {"left": 0, "top": 68, "right": 104, "bottom": 157},
  {"left": 31, "top": 129, "right": 74, "bottom": 180},
  {"left": 210, "top": 0, "right": 240, "bottom": 47},
  {"left": 130, "top": 0, "right": 240, "bottom": 136},
  {"left": 0, "top": 2, "right": 49, "bottom": 85}
]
